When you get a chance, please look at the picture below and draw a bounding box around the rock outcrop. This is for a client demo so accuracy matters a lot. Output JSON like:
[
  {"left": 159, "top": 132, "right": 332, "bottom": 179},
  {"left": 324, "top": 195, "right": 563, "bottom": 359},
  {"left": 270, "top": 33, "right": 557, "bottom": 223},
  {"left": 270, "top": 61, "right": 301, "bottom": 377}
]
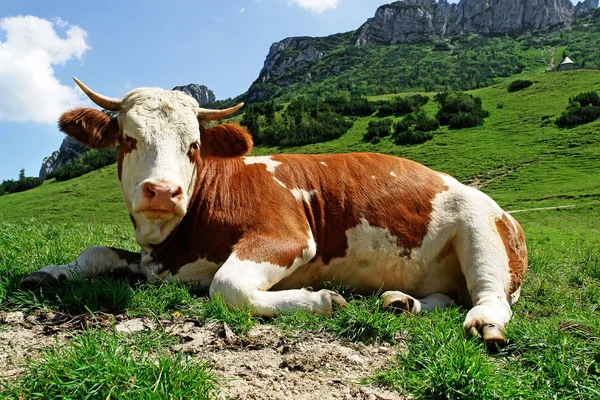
[
  {"left": 172, "top": 84, "right": 216, "bottom": 106},
  {"left": 251, "top": 0, "right": 598, "bottom": 98},
  {"left": 39, "top": 136, "right": 88, "bottom": 179},
  {"left": 257, "top": 38, "right": 324, "bottom": 84},
  {"left": 355, "top": 0, "right": 591, "bottom": 46}
]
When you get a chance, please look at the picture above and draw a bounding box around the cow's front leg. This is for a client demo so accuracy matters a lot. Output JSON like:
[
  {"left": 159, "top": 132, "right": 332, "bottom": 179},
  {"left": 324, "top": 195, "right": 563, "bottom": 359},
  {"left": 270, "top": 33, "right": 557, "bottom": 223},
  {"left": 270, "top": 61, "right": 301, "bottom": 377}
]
[
  {"left": 209, "top": 243, "right": 346, "bottom": 316},
  {"left": 21, "top": 246, "right": 148, "bottom": 288}
]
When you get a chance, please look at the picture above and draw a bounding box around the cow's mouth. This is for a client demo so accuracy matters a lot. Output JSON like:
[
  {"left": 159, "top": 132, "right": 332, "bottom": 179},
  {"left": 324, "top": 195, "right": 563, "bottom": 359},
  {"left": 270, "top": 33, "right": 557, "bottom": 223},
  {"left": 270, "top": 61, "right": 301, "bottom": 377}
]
[{"left": 142, "top": 209, "right": 177, "bottom": 221}]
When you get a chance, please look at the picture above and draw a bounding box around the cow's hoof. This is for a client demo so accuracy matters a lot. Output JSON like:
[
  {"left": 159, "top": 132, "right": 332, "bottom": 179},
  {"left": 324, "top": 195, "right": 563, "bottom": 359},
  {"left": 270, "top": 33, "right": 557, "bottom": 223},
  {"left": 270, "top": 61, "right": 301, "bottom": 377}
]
[
  {"left": 381, "top": 291, "right": 417, "bottom": 314},
  {"left": 320, "top": 289, "right": 347, "bottom": 312},
  {"left": 465, "top": 321, "right": 507, "bottom": 351},
  {"left": 21, "top": 271, "right": 59, "bottom": 290}
]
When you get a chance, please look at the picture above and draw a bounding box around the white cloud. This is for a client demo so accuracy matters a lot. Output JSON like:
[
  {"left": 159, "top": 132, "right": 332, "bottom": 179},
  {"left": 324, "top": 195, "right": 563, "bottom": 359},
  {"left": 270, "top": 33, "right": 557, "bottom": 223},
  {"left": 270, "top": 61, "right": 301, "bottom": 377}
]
[
  {"left": 285, "top": 0, "right": 340, "bottom": 13},
  {"left": 0, "top": 15, "right": 90, "bottom": 124},
  {"left": 240, "top": 7, "right": 247, "bottom": 13}
]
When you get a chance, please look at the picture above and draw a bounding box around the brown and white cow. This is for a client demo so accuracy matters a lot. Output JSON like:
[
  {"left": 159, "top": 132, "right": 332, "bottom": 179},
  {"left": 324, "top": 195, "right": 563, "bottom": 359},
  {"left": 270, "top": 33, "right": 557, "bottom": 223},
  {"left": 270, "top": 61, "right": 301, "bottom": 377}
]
[{"left": 23, "top": 78, "right": 527, "bottom": 347}]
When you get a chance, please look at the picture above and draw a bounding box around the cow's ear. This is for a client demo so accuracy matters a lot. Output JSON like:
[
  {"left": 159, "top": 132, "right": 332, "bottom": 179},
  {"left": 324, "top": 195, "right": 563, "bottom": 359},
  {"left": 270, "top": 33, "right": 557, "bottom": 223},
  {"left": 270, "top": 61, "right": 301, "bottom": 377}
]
[
  {"left": 201, "top": 123, "right": 253, "bottom": 158},
  {"left": 58, "top": 108, "right": 120, "bottom": 149}
]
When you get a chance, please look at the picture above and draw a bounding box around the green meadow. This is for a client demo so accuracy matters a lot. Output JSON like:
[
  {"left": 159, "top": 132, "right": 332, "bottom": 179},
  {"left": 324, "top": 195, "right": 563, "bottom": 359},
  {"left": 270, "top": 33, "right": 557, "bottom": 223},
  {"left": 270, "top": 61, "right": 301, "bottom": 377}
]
[{"left": 1, "top": 70, "right": 599, "bottom": 398}]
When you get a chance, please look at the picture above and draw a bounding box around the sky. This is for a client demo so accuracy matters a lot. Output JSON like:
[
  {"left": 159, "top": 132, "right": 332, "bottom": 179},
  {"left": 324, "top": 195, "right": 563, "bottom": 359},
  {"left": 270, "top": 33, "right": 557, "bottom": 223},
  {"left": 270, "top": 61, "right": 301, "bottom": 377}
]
[{"left": 0, "top": 0, "right": 465, "bottom": 181}]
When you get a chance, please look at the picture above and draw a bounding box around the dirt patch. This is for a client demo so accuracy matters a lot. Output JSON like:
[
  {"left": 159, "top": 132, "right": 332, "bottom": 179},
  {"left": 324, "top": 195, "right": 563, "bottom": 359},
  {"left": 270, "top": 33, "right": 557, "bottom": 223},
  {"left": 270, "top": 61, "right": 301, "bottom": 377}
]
[
  {"left": 0, "top": 312, "right": 407, "bottom": 399},
  {"left": 469, "top": 162, "right": 532, "bottom": 189},
  {"left": 170, "top": 321, "right": 406, "bottom": 399},
  {"left": 0, "top": 311, "right": 72, "bottom": 379}
]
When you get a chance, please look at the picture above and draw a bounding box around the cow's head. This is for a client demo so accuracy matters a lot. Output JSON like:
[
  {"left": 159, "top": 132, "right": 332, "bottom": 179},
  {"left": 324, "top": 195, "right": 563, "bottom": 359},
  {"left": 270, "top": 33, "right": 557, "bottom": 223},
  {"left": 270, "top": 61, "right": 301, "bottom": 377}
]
[{"left": 59, "top": 77, "right": 248, "bottom": 247}]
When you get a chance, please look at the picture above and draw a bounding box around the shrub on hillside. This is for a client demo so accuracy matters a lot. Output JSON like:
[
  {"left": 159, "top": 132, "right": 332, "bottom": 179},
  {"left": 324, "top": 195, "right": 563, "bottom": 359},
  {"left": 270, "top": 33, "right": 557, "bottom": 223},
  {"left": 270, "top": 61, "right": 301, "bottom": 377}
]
[
  {"left": 571, "top": 91, "right": 600, "bottom": 107},
  {"left": 555, "top": 91, "right": 600, "bottom": 127},
  {"left": 392, "top": 112, "right": 436, "bottom": 145},
  {"left": 377, "top": 95, "right": 429, "bottom": 117},
  {"left": 393, "top": 129, "right": 434, "bottom": 145},
  {"left": 508, "top": 79, "right": 533, "bottom": 92},
  {"left": 52, "top": 149, "right": 118, "bottom": 182},
  {"left": 324, "top": 92, "right": 376, "bottom": 116},
  {"left": 251, "top": 97, "right": 354, "bottom": 146},
  {"left": 363, "top": 119, "right": 393, "bottom": 142},
  {"left": 0, "top": 176, "right": 44, "bottom": 196},
  {"left": 435, "top": 91, "right": 488, "bottom": 129}
]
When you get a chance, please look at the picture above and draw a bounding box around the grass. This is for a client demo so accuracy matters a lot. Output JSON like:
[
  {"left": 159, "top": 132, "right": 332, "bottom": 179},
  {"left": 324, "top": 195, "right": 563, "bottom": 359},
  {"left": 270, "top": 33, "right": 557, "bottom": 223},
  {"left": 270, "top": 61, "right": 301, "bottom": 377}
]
[
  {"left": 0, "top": 329, "right": 218, "bottom": 399},
  {"left": 1, "top": 69, "right": 600, "bottom": 398}
]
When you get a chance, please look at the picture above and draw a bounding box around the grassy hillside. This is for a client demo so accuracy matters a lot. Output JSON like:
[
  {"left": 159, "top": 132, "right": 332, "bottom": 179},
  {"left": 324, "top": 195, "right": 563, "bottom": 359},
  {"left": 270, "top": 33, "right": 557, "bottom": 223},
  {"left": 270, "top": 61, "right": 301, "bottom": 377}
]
[
  {"left": 248, "top": 9, "right": 600, "bottom": 101},
  {"left": 1, "top": 69, "right": 599, "bottom": 229},
  {"left": 1, "top": 69, "right": 599, "bottom": 398}
]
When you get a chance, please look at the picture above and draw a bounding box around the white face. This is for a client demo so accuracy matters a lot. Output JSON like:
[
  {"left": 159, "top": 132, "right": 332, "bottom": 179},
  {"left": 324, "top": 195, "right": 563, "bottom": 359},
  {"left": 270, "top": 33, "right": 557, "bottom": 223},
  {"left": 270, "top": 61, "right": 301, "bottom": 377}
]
[{"left": 118, "top": 88, "right": 201, "bottom": 246}]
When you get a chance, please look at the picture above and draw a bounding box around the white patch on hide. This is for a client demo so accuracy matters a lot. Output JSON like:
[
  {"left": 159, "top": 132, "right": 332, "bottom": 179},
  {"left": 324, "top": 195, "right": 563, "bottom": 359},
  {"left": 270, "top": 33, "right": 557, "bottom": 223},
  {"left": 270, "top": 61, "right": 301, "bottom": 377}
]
[
  {"left": 291, "top": 188, "right": 316, "bottom": 203},
  {"left": 166, "top": 257, "right": 222, "bottom": 287},
  {"left": 244, "top": 156, "right": 282, "bottom": 173}
]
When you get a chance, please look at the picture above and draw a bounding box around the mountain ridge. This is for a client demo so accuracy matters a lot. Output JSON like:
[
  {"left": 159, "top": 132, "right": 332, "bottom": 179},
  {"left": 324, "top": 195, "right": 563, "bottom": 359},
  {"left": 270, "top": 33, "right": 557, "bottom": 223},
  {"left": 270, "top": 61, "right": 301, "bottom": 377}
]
[{"left": 247, "top": 0, "right": 598, "bottom": 102}]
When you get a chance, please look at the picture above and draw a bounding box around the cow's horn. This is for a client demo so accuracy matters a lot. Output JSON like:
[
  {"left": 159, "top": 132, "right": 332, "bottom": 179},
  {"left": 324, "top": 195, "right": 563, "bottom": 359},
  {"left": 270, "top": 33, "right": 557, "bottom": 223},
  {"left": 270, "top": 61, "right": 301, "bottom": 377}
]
[
  {"left": 73, "top": 77, "right": 123, "bottom": 112},
  {"left": 197, "top": 103, "right": 244, "bottom": 121}
]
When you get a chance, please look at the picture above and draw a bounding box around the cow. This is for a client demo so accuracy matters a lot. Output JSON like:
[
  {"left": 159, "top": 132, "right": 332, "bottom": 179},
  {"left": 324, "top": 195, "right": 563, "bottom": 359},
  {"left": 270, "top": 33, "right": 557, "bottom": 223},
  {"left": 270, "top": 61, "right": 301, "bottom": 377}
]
[{"left": 22, "top": 78, "right": 527, "bottom": 347}]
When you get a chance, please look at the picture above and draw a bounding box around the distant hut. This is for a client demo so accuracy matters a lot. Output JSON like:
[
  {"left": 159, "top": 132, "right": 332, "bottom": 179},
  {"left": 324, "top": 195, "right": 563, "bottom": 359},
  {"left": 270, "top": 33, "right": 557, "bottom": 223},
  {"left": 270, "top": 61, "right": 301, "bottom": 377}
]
[{"left": 557, "top": 56, "right": 575, "bottom": 71}]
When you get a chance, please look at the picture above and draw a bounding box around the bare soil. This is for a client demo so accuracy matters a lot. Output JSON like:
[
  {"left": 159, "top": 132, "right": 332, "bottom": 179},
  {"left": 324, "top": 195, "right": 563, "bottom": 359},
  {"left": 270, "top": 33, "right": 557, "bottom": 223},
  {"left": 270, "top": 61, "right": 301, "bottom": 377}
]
[{"left": 0, "top": 311, "right": 407, "bottom": 400}]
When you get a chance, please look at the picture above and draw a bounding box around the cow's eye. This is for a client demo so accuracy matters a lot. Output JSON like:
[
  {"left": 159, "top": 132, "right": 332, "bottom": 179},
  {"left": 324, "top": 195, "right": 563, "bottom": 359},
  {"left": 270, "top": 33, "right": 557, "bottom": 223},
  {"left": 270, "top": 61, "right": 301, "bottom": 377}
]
[
  {"left": 188, "top": 141, "right": 200, "bottom": 162},
  {"left": 122, "top": 135, "right": 137, "bottom": 152}
]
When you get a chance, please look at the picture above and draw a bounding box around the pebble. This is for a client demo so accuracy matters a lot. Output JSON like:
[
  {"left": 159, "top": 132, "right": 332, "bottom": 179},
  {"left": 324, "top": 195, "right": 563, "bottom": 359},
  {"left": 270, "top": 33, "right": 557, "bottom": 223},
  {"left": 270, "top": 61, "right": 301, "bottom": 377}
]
[
  {"left": 3, "top": 311, "right": 25, "bottom": 324},
  {"left": 346, "top": 354, "right": 365, "bottom": 365},
  {"left": 115, "top": 318, "right": 146, "bottom": 333},
  {"left": 258, "top": 369, "right": 274, "bottom": 378}
]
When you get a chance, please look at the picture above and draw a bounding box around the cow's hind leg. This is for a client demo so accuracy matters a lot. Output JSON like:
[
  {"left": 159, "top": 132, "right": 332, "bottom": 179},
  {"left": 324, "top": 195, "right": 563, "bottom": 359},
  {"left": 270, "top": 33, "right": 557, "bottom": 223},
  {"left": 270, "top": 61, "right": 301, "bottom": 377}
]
[
  {"left": 456, "top": 208, "right": 527, "bottom": 349},
  {"left": 21, "top": 247, "right": 144, "bottom": 288},
  {"left": 381, "top": 291, "right": 453, "bottom": 314}
]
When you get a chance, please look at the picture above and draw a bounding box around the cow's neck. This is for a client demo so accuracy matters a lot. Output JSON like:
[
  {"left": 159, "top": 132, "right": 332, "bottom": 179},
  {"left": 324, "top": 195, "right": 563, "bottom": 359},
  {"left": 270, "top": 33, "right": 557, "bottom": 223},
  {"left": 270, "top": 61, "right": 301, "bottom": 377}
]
[{"left": 148, "top": 156, "right": 246, "bottom": 271}]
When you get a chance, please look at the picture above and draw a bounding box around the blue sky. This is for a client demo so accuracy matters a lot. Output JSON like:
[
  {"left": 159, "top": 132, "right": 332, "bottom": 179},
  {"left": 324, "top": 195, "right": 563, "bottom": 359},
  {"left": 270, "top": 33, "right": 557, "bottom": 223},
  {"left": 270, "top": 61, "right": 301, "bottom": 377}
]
[{"left": 0, "top": 0, "right": 461, "bottom": 181}]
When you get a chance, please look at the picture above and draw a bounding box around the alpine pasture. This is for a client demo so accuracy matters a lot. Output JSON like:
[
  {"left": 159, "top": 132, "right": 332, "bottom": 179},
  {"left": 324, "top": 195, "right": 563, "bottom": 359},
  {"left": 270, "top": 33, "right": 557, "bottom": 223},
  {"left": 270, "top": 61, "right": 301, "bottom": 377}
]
[{"left": 1, "top": 70, "right": 599, "bottom": 399}]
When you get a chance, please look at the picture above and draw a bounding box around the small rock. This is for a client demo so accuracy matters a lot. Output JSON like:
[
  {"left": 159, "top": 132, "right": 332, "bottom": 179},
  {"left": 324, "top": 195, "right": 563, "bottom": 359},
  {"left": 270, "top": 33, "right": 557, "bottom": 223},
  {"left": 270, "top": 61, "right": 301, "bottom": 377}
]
[
  {"left": 346, "top": 354, "right": 365, "bottom": 365},
  {"left": 377, "top": 346, "right": 391, "bottom": 354},
  {"left": 115, "top": 318, "right": 146, "bottom": 333},
  {"left": 4, "top": 312, "right": 25, "bottom": 324},
  {"left": 258, "top": 369, "right": 274, "bottom": 378},
  {"left": 223, "top": 323, "right": 236, "bottom": 344}
]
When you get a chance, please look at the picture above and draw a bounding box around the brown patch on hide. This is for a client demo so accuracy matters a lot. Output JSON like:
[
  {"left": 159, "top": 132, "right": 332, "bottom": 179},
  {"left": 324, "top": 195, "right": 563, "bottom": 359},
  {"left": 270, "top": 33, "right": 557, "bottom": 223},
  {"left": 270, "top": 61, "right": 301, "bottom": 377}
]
[
  {"left": 495, "top": 214, "right": 528, "bottom": 296},
  {"left": 268, "top": 153, "right": 449, "bottom": 264},
  {"left": 151, "top": 156, "right": 310, "bottom": 276},
  {"left": 200, "top": 124, "right": 253, "bottom": 158},
  {"left": 59, "top": 108, "right": 120, "bottom": 149}
]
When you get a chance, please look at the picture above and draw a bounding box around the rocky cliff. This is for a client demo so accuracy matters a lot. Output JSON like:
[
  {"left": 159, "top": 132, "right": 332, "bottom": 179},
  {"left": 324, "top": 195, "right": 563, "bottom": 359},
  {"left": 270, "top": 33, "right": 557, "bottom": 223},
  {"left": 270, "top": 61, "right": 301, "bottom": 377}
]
[
  {"left": 355, "top": 0, "right": 595, "bottom": 46},
  {"left": 172, "top": 84, "right": 216, "bottom": 106},
  {"left": 252, "top": 0, "right": 598, "bottom": 96},
  {"left": 39, "top": 136, "right": 88, "bottom": 180}
]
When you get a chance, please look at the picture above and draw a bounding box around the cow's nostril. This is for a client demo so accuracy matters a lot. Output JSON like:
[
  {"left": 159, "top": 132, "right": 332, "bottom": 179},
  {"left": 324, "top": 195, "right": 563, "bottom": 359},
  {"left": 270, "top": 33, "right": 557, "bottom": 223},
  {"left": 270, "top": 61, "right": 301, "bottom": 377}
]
[
  {"left": 143, "top": 182, "right": 156, "bottom": 199},
  {"left": 171, "top": 186, "right": 183, "bottom": 199}
]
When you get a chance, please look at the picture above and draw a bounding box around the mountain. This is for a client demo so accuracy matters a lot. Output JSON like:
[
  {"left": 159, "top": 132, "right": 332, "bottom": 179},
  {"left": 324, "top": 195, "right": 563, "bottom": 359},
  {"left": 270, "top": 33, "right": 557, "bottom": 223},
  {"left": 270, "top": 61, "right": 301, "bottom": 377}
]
[
  {"left": 172, "top": 84, "right": 216, "bottom": 106},
  {"left": 354, "top": 0, "right": 579, "bottom": 46},
  {"left": 247, "top": 0, "right": 599, "bottom": 102},
  {"left": 39, "top": 136, "right": 88, "bottom": 180}
]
